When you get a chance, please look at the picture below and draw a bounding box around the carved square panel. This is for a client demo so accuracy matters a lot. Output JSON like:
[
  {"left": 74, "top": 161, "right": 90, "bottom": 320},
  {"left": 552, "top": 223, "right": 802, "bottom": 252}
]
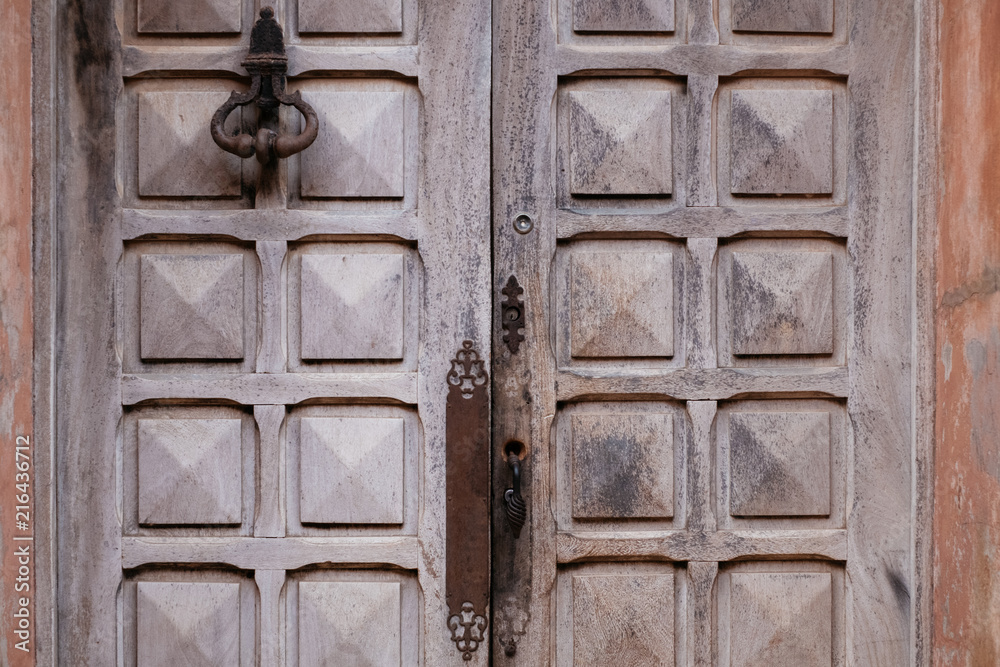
[
  {"left": 299, "top": 0, "right": 403, "bottom": 34},
  {"left": 568, "top": 90, "right": 672, "bottom": 195},
  {"left": 137, "top": 581, "right": 241, "bottom": 666},
  {"left": 298, "top": 581, "right": 401, "bottom": 664},
  {"left": 573, "top": 0, "right": 675, "bottom": 32},
  {"left": 572, "top": 573, "right": 674, "bottom": 665},
  {"left": 730, "top": 89, "right": 833, "bottom": 195},
  {"left": 729, "top": 572, "right": 833, "bottom": 667},
  {"left": 299, "top": 253, "right": 405, "bottom": 360},
  {"left": 570, "top": 252, "right": 673, "bottom": 358},
  {"left": 138, "top": 92, "right": 242, "bottom": 197},
  {"left": 137, "top": 419, "right": 243, "bottom": 525},
  {"left": 730, "top": 251, "right": 833, "bottom": 356},
  {"left": 572, "top": 413, "right": 674, "bottom": 519},
  {"left": 729, "top": 412, "right": 831, "bottom": 517},
  {"left": 300, "top": 91, "right": 405, "bottom": 198},
  {"left": 299, "top": 417, "right": 405, "bottom": 524},
  {"left": 732, "top": 0, "right": 833, "bottom": 34},
  {"left": 137, "top": 0, "right": 241, "bottom": 33},
  {"left": 140, "top": 254, "right": 245, "bottom": 360}
]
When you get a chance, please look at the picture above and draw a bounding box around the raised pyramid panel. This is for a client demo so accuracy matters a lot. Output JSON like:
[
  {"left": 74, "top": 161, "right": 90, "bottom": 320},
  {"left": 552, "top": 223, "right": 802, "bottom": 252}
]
[
  {"left": 732, "top": 0, "right": 833, "bottom": 34},
  {"left": 730, "top": 250, "right": 834, "bottom": 356},
  {"left": 298, "top": 581, "right": 401, "bottom": 664},
  {"left": 299, "top": 417, "right": 405, "bottom": 524},
  {"left": 137, "top": 581, "right": 242, "bottom": 666},
  {"left": 568, "top": 90, "right": 673, "bottom": 195},
  {"left": 137, "top": 418, "right": 243, "bottom": 525},
  {"left": 138, "top": 91, "right": 242, "bottom": 198},
  {"left": 729, "top": 89, "right": 833, "bottom": 195},
  {"left": 571, "top": 573, "right": 675, "bottom": 665},
  {"left": 137, "top": 0, "right": 241, "bottom": 34},
  {"left": 299, "top": 91, "right": 406, "bottom": 198},
  {"left": 299, "top": 253, "right": 405, "bottom": 360},
  {"left": 571, "top": 413, "right": 674, "bottom": 519},
  {"left": 573, "top": 0, "right": 675, "bottom": 32},
  {"left": 729, "top": 411, "right": 831, "bottom": 517},
  {"left": 299, "top": 0, "right": 403, "bottom": 34},
  {"left": 570, "top": 251, "right": 673, "bottom": 358},
  {"left": 729, "top": 572, "right": 833, "bottom": 667},
  {"left": 139, "top": 253, "right": 245, "bottom": 360}
]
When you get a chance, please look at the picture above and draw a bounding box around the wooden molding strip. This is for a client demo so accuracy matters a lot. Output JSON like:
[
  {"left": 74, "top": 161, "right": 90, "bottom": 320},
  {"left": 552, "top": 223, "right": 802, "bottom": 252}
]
[
  {"left": 122, "top": 372, "right": 418, "bottom": 405},
  {"left": 557, "top": 530, "right": 848, "bottom": 564},
  {"left": 555, "top": 367, "right": 849, "bottom": 402},
  {"left": 122, "top": 536, "right": 420, "bottom": 570}
]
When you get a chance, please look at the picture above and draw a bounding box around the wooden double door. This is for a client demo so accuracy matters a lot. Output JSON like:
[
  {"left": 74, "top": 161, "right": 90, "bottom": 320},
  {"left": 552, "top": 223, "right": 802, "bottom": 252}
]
[{"left": 56, "top": 0, "right": 917, "bottom": 663}]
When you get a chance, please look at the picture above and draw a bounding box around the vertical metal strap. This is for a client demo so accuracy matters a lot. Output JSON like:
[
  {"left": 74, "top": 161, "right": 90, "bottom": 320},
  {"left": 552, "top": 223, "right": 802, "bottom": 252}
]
[{"left": 445, "top": 341, "right": 491, "bottom": 660}]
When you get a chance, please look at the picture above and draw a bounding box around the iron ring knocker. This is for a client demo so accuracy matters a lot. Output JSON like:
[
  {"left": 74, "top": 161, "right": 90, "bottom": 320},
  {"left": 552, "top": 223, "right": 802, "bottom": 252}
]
[{"left": 210, "top": 7, "right": 319, "bottom": 165}]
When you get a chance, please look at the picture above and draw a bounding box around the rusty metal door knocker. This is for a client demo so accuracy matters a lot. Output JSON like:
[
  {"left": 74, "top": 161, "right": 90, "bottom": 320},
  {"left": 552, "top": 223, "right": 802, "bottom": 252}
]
[{"left": 211, "top": 7, "right": 318, "bottom": 164}]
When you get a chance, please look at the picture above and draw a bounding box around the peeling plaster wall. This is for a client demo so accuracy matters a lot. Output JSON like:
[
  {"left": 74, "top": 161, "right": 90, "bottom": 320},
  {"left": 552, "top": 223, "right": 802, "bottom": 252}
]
[{"left": 933, "top": 1, "right": 1000, "bottom": 663}]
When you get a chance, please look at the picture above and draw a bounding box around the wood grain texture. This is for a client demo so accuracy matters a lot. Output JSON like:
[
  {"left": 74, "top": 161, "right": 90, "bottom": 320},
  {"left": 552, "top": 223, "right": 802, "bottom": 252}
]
[
  {"left": 298, "top": 581, "right": 402, "bottom": 665},
  {"left": 716, "top": 79, "right": 847, "bottom": 207},
  {"left": 570, "top": 251, "right": 674, "bottom": 358},
  {"left": 556, "top": 239, "right": 685, "bottom": 371},
  {"left": 124, "top": 241, "right": 258, "bottom": 373},
  {"left": 846, "top": 1, "right": 916, "bottom": 662},
  {"left": 730, "top": 89, "right": 834, "bottom": 196},
  {"left": 717, "top": 238, "right": 846, "bottom": 368},
  {"left": 718, "top": 562, "right": 845, "bottom": 667},
  {"left": 299, "top": 417, "right": 405, "bottom": 524},
  {"left": 122, "top": 536, "right": 421, "bottom": 570},
  {"left": 571, "top": 413, "right": 674, "bottom": 519},
  {"left": 728, "top": 572, "right": 832, "bottom": 666},
  {"left": 728, "top": 411, "right": 831, "bottom": 517},
  {"left": 136, "top": 581, "right": 242, "bottom": 666},
  {"left": 571, "top": 573, "right": 675, "bottom": 665},
  {"left": 573, "top": 0, "right": 675, "bottom": 33},
  {"left": 495, "top": 0, "right": 917, "bottom": 663},
  {"left": 298, "top": 0, "right": 403, "bottom": 34},
  {"left": 56, "top": 0, "right": 123, "bottom": 658},
  {"left": 717, "top": 399, "right": 846, "bottom": 532},
  {"left": 254, "top": 406, "right": 286, "bottom": 538},
  {"left": 121, "top": 372, "right": 419, "bottom": 405},
  {"left": 137, "top": 91, "right": 243, "bottom": 197},
  {"left": 732, "top": 0, "right": 833, "bottom": 34},
  {"left": 568, "top": 90, "right": 673, "bottom": 195},
  {"left": 137, "top": 0, "right": 241, "bottom": 33},
  {"left": 555, "top": 367, "right": 849, "bottom": 402},
  {"left": 299, "top": 254, "right": 405, "bottom": 360},
  {"left": 139, "top": 253, "right": 245, "bottom": 360},
  {"left": 123, "top": 208, "right": 421, "bottom": 242},
  {"left": 299, "top": 91, "right": 405, "bottom": 198},
  {"left": 287, "top": 571, "right": 420, "bottom": 665},
  {"left": 730, "top": 251, "right": 834, "bottom": 356},
  {"left": 137, "top": 418, "right": 243, "bottom": 525},
  {"left": 256, "top": 570, "right": 285, "bottom": 667},
  {"left": 56, "top": 0, "right": 492, "bottom": 662}
]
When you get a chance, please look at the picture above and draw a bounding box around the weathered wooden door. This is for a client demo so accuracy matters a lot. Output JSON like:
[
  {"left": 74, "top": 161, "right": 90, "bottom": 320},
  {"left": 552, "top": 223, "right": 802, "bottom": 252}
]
[
  {"left": 56, "top": 0, "right": 490, "bottom": 664},
  {"left": 56, "top": 0, "right": 918, "bottom": 664},
  {"left": 490, "top": 0, "right": 917, "bottom": 664}
]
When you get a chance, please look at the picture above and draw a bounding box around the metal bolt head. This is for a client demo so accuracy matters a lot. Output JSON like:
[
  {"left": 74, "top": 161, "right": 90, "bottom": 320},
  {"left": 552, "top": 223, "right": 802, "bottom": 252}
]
[{"left": 513, "top": 214, "right": 534, "bottom": 234}]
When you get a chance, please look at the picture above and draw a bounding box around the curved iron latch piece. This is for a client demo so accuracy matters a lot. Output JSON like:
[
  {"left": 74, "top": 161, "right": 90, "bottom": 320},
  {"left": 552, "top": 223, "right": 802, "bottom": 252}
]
[
  {"left": 211, "top": 7, "right": 318, "bottom": 164},
  {"left": 503, "top": 453, "right": 527, "bottom": 538},
  {"left": 446, "top": 341, "right": 490, "bottom": 660}
]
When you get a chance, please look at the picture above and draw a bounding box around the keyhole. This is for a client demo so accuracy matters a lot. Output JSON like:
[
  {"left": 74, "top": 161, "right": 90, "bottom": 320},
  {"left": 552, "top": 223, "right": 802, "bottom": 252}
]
[{"left": 506, "top": 307, "right": 521, "bottom": 321}]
